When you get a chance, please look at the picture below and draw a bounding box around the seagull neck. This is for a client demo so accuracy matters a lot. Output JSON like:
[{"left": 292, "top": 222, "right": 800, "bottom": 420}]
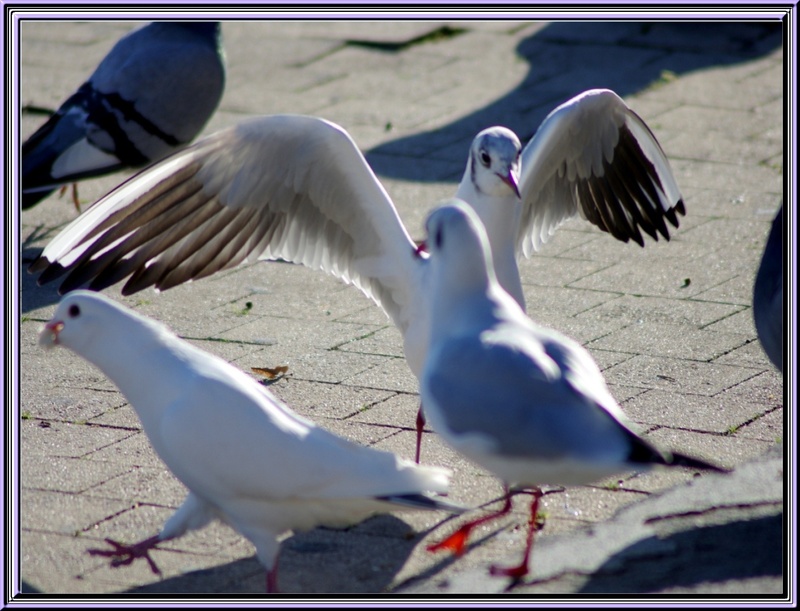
[
  {"left": 430, "top": 283, "right": 512, "bottom": 345},
  {"left": 430, "top": 255, "right": 499, "bottom": 336},
  {"left": 469, "top": 197, "right": 526, "bottom": 311}
]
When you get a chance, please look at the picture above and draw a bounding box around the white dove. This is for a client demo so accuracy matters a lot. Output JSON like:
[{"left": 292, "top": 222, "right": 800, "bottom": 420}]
[
  {"left": 22, "top": 21, "right": 225, "bottom": 210},
  {"left": 419, "top": 200, "right": 727, "bottom": 589},
  {"left": 39, "top": 290, "right": 462, "bottom": 593},
  {"left": 31, "top": 88, "right": 684, "bottom": 461}
]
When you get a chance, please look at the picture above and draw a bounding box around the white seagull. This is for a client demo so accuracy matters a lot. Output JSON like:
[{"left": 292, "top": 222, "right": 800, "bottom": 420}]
[
  {"left": 419, "top": 200, "right": 727, "bottom": 589},
  {"left": 39, "top": 290, "right": 462, "bottom": 593},
  {"left": 30, "top": 88, "right": 684, "bottom": 461},
  {"left": 22, "top": 21, "right": 225, "bottom": 210}
]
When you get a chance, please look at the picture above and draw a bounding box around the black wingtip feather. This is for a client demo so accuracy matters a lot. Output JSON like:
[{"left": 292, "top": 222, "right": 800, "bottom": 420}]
[
  {"left": 376, "top": 493, "right": 467, "bottom": 514},
  {"left": 28, "top": 256, "right": 50, "bottom": 275},
  {"left": 35, "top": 261, "right": 69, "bottom": 286},
  {"left": 625, "top": 429, "right": 729, "bottom": 474}
]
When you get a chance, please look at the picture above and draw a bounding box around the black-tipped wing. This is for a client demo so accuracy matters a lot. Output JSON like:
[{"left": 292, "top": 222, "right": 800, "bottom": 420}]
[
  {"left": 517, "top": 88, "right": 685, "bottom": 255},
  {"left": 30, "top": 114, "right": 422, "bottom": 332}
]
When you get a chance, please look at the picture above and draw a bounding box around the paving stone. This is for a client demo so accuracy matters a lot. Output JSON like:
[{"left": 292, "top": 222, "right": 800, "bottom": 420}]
[
  {"left": 269, "top": 378, "right": 395, "bottom": 421},
  {"left": 603, "top": 354, "right": 764, "bottom": 396},
  {"left": 587, "top": 321, "right": 750, "bottom": 362}
]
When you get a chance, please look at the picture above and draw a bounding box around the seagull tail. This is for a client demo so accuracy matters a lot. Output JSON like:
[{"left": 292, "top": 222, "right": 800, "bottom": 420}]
[
  {"left": 376, "top": 493, "right": 468, "bottom": 514},
  {"left": 666, "top": 450, "right": 731, "bottom": 474},
  {"left": 624, "top": 427, "right": 730, "bottom": 474}
]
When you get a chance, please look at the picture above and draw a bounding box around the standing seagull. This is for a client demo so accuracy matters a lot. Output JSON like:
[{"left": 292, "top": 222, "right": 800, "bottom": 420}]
[
  {"left": 753, "top": 204, "right": 783, "bottom": 373},
  {"left": 39, "top": 290, "right": 462, "bottom": 593},
  {"left": 30, "top": 89, "right": 684, "bottom": 460},
  {"left": 21, "top": 21, "right": 225, "bottom": 210},
  {"left": 419, "top": 200, "right": 726, "bottom": 589}
]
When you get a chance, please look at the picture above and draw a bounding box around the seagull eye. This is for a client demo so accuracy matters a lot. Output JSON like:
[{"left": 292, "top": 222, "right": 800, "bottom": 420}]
[
  {"left": 68, "top": 304, "right": 81, "bottom": 318},
  {"left": 479, "top": 151, "right": 491, "bottom": 167}
]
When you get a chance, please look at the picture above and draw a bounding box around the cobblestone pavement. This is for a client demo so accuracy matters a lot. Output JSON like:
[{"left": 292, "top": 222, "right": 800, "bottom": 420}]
[{"left": 14, "top": 16, "right": 788, "bottom": 601}]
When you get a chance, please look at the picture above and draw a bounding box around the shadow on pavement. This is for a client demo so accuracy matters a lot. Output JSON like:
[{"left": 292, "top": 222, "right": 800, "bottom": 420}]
[
  {"left": 119, "top": 514, "right": 437, "bottom": 595},
  {"left": 577, "top": 512, "right": 783, "bottom": 594},
  {"left": 365, "top": 21, "right": 783, "bottom": 184},
  {"left": 21, "top": 244, "right": 62, "bottom": 314}
]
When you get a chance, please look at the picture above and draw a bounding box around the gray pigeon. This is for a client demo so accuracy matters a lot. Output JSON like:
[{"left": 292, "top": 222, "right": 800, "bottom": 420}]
[{"left": 21, "top": 21, "right": 225, "bottom": 209}]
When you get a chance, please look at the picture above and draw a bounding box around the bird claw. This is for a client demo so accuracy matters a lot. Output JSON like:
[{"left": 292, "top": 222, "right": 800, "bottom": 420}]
[
  {"left": 426, "top": 526, "right": 470, "bottom": 556},
  {"left": 489, "top": 562, "right": 528, "bottom": 590},
  {"left": 87, "top": 536, "right": 162, "bottom": 575}
]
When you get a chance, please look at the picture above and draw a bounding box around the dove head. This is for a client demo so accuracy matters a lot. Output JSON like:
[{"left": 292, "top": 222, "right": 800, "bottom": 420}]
[
  {"left": 460, "top": 127, "right": 522, "bottom": 201},
  {"left": 40, "top": 291, "right": 118, "bottom": 356},
  {"left": 39, "top": 290, "right": 162, "bottom": 363}
]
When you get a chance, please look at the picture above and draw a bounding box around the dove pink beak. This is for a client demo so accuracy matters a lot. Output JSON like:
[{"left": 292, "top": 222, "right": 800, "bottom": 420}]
[{"left": 41, "top": 320, "right": 65, "bottom": 346}]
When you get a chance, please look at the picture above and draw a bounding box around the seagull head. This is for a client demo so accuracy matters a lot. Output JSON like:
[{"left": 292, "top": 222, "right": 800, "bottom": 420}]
[
  {"left": 465, "top": 127, "right": 522, "bottom": 200},
  {"left": 424, "top": 199, "right": 497, "bottom": 290}
]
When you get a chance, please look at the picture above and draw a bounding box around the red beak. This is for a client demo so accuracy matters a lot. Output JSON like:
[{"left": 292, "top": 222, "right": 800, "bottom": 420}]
[{"left": 501, "top": 170, "right": 521, "bottom": 198}]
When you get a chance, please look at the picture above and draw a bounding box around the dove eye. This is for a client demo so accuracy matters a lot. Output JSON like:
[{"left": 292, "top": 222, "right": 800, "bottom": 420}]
[
  {"left": 68, "top": 304, "right": 81, "bottom": 318},
  {"left": 479, "top": 151, "right": 491, "bottom": 167}
]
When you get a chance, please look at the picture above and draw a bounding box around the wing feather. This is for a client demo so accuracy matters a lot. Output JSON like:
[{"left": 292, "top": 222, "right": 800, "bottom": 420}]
[
  {"left": 32, "top": 114, "right": 421, "bottom": 329},
  {"left": 518, "top": 89, "right": 685, "bottom": 257}
]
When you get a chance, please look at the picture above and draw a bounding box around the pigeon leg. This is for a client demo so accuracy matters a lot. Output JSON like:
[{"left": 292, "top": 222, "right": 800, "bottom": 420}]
[
  {"left": 415, "top": 405, "right": 426, "bottom": 464},
  {"left": 427, "top": 488, "right": 513, "bottom": 556},
  {"left": 87, "top": 534, "right": 165, "bottom": 575},
  {"left": 56, "top": 183, "right": 82, "bottom": 212},
  {"left": 489, "top": 487, "right": 543, "bottom": 589},
  {"left": 71, "top": 183, "right": 81, "bottom": 212}
]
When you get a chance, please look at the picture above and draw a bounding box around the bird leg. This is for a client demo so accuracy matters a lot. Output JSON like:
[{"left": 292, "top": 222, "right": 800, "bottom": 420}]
[
  {"left": 264, "top": 552, "right": 283, "bottom": 594},
  {"left": 58, "top": 183, "right": 82, "bottom": 212},
  {"left": 427, "top": 489, "right": 514, "bottom": 556},
  {"left": 70, "top": 183, "right": 81, "bottom": 212},
  {"left": 87, "top": 534, "right": 165, "bottom": 575},
  {"left": 489, "top": 487, "right": 543, "bottom": 589},
  {"left": 266, "top": 560, "right": 280, "bottom": 594},
  {"left": 415, "top": 405, "right": 426, "bottom": 464}
]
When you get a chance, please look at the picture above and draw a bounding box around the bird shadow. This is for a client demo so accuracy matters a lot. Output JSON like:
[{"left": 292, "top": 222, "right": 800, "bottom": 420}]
[
  {"left": 21, "top": 243, "right": 62, "bottom": 314},
  {"left": 365, "top": 20, "right": 783, "bottom": 184},
  {"left": 118, "top": 514, "right": 450, "bottom": 595},
  {"left": 571, "top": 513, "right": 784, "bottom": 594},
  {"left": 19, "top": 581, "right": 42, "bottom": 594}
]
